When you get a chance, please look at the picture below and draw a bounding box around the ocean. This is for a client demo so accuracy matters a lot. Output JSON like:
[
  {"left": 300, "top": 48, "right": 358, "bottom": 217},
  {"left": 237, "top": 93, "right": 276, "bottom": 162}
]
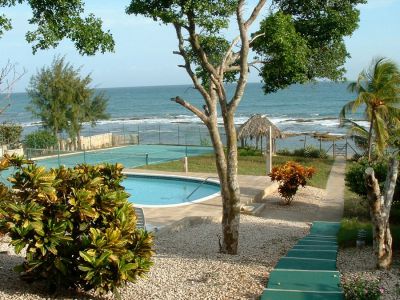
[{"left": 3, "top": 82, "right": 364, "bottom": 150}]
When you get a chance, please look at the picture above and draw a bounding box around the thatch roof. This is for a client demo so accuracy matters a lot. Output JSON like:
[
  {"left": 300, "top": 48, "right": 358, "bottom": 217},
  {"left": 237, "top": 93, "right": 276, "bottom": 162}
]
[{"left": 237, "top": 114, "right": 283, "bottom": 140}]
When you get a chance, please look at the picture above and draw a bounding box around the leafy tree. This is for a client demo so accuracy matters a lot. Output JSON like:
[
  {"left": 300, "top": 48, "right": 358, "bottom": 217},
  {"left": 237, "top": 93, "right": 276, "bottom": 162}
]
[
  {"left": 127, "top": 0, "right": 365, "bottom": 254},
  {"left": 66, "top": 77, "right": 110, "bottom": 149},
  {"left": 340, "top": 58, "right": 400, "bottom": 161},
  {"left": 0, "top": 0, "right": 114, "bottom": 55},
  {"left": 27, "top": 57, "right": 109, "bottom": 148}
]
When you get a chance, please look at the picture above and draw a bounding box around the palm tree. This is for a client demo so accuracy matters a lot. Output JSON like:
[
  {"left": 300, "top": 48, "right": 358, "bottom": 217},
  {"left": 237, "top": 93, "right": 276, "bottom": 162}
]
[{"left": 340, "top": 57, "right": 400, "bottom": 161}]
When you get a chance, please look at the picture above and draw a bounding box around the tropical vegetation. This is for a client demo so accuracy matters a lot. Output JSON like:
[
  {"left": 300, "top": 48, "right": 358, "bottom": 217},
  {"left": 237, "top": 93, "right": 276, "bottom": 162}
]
[
  {"left": 0, "top": 1, "right": 114, "bottom": 55},
  {"left": 127, "top": 0, "right": 365, "bottom": 254},
  {"left": 342, "top": 57, "right": 400, "bottom": 269},
  {"left": 0, "top": 155, "right": 154, "bottom": 297},
  {"left": 27, "top": 57, "right": 110, "bottom": 150},
  {"left": 340, "top": 57, "right": 400, "bottom": 161}
]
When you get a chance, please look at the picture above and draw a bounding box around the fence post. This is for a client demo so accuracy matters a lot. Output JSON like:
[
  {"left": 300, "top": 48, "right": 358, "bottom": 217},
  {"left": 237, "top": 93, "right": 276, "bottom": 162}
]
[
  {"left": 199, "top": 127, "right": 201, "bottom": 145},
  {"left": 345, "top": 137, "right": 348, "bottom": 160},
  {"left": 333, "top": 139, "right": 335, "bottom": 157},
  {"left": 178, "top": 125, "right": 180, "bottom": 145},
  {"left": 184, "top": 156, "right": 188, "bottom": 173},
  {"left": 319, "top": 137, "right": 322, "bottom": 152},
  {"left": 158, "top": 124, "right": 161, "bottom": 144},
  {"left": 145, "top": 153, "right": 149, "bottom": 166},
  {"left": 83, "top": 144, "right": 86, "bottom": 163},
  {"left": 303, "top": 135, "right": 307, "bottom": 149},
  {"left": 57, "top": 139, "right": 61, "bottom": 167}
]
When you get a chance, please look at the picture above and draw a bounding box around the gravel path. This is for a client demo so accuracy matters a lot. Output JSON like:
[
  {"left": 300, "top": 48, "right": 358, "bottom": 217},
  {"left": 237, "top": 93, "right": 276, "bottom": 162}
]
[
  {"left": 0, "top": 215, "right": 309, "bottom": 300},
  {"left": 259, "top": 186, "right": 326, "bottom": 223},
  {"left": 338, "top": 247, "right": 400, "bottom": 300}
]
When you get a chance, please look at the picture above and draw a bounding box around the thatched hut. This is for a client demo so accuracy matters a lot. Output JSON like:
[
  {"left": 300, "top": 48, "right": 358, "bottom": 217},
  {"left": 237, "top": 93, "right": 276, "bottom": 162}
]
[{"left": 237, "top": 114, "right": 283, "bottom": 151}]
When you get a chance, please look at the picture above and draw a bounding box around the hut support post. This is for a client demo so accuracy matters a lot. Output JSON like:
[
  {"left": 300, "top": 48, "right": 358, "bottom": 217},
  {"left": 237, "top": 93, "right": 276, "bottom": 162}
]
[{"left": 266, "top": 126, "right": 272, "bottom": 175}]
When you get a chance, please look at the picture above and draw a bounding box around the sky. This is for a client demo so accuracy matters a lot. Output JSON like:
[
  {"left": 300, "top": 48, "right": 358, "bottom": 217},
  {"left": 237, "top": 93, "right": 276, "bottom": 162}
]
[{"left": 1, "top": 0, "right": 400, "bottom": 92}]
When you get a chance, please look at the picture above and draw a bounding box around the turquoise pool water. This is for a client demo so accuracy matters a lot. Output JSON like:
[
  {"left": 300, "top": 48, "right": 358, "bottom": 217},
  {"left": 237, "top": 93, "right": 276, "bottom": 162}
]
[{"left": 122, "top": 174, "right": 220, "bottom": 206}]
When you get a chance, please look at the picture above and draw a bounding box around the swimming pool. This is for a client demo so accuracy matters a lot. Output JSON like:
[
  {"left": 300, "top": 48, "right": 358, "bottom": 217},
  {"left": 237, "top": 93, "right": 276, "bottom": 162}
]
[{"left": 122, "top": 173, "right": 220, "bottom": 207}]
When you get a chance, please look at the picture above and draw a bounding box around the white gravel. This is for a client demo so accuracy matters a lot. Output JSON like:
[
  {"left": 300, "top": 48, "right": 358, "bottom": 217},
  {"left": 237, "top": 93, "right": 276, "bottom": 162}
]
[
  {"left": 259, "top": 186, "right": 326, "bottom": 223},
  {"left": 0, "top": 215, "right": 309, "bottom": 300},
  {"left": 338, "top": 247, "right": 400, "bottom": 300}
]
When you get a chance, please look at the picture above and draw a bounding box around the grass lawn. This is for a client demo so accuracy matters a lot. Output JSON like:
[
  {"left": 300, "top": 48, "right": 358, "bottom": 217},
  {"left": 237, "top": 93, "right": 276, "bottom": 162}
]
[{"left": 136, "top": 153, "right": 334, "bottom": 189}]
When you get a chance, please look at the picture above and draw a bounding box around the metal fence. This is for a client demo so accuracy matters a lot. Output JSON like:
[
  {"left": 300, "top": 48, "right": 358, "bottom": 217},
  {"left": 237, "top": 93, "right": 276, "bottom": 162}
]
[{"left": 1, "top": 122, "right": 363, "bottom": 161}]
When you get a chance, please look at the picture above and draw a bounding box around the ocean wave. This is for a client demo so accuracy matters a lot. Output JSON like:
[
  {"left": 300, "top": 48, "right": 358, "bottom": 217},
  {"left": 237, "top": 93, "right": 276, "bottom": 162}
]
[{"left": 19, "top": 115, "right": 367, "bottom": 134}]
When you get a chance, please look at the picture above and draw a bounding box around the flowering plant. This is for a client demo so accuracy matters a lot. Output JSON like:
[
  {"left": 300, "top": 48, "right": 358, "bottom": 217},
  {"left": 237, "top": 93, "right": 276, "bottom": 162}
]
[
  {"left": 269, "top": 161, "right": 315, "bottom": 205},
  {"left": 342, "top": 275, "right": 383, "bottom": 300}
]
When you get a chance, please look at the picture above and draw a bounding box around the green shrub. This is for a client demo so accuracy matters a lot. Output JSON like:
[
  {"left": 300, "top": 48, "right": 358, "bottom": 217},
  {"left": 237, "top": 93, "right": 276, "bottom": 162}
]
[
  {"left": 345, "top": 158, "right": 399, "bottom": 200},
  {"left": 279, "top": 147, "right": 328, "bottom": 159},
  {"left": 293, "top": 148, "right": 305, "bottom": 157},
  {"left": 24, "top": 130, "right": 58, "bottom": 149},
  {"left": 342, "top": 276, "right": 383, "bottom": 300},
  {"left": 276, "top": 148, "right": 291, "bottom": 156},
  {"left": 338, "top": 218, "right": 400, "bottom": 249},
  {"left": 269, "top": 161, "right": 315, "bottom": 205},
  {"left": 0, "top": 155, "right": 154, "bottom": 296},
  {"left": 0, "top": 122, "right": 23, "bottom": 148},
  {"left": 238, "top": 146, "right": 262, "bottom": 156}
]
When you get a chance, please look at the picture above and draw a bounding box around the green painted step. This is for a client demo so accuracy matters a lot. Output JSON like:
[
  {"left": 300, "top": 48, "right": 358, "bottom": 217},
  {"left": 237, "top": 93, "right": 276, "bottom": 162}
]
[
  {"left": 275, "top": 257, "right": 337, "bottom": 271},
  {"left": 307, "top": 234, "right": 337, "bottom": 240},
  {"left": 261, "top": 289, "right": 344, "bottom": 300},
  {"left": 287, "top": 249, "right": 338, "bottom": 260},
  {"left": 297, "top": 239, "right": 338, "bottom": 246},
  {"left": 293, "top": 245, "right": 338, "bottom": 251},
  {"left": 310, "top": 221, "right": 341, "bottom": 236},
  {"left": 267, "top": 270, "right": 342, "bottom": 292}
]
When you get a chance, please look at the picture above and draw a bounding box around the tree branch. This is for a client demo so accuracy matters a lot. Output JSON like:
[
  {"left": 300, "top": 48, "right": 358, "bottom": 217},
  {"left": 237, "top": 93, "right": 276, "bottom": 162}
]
[
  {"left": 383, "top": 156, "right": 399, "bottom": 212},
  {"left": 173, "top": 23, "right": 211, "bottom": 104},
  {"left": 221, "top": 35, "right": 241, "bottom": 74},
  {"left": 186, "top": 12, "right": 219, "bottom": 81},
  {"left": 171, "top": 96, "right": 209, "bottom": 124},
  {"left": 229, "top": 1, "right": 250, "bottom": 114},
  {"left": 225, "top": 60, "right": 263, "bottom": 72},
  {"left": 249, "top": 32, "right": 265, "bottom": 45},
  {"left": 244, "top": 0, "right": 267, "bottom": 29},
  {"left": 0, "top": 61, "right": 26, "bottom": 115}
]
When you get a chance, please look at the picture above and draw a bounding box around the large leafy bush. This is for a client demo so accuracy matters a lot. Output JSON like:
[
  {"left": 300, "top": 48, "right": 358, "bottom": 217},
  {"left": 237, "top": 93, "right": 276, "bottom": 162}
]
[
  {"left": 345, "top": 158, "right": 399, "bottom": 200},
  {"left": 269, "top": 161, "right": 315, "bottom": 205},
  {"left": 0, "top": 155, "right": 153, "bottom": 297}
]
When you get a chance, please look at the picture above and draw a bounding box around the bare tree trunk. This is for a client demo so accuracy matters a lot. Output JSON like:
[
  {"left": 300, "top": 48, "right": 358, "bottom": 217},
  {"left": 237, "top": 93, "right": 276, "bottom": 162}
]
[
  {"left": 365, "top": 157, "right": 399, "bottom": 269},
  {"left": 219, "top": 112, "right": 241, "bottom": 254}
]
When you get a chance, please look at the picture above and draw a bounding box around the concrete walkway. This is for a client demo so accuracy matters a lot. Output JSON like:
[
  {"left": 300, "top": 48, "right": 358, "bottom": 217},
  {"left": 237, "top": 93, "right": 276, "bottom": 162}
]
[{"left": 317, "top": 156, "right": 346, "bottom": 222}]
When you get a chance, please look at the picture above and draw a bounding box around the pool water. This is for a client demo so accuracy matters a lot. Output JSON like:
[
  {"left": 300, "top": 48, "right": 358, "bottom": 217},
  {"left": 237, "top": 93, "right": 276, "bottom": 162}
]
[{"left": 122, "top": 174, "right": 220, "bottom": 206}]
